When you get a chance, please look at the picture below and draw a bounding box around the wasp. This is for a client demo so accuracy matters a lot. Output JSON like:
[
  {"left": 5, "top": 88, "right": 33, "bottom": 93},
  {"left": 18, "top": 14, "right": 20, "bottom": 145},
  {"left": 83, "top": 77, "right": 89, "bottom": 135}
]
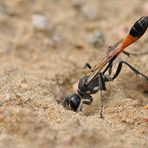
[{"left": 62, "top": 16, "right": 148, "bottom": 118}]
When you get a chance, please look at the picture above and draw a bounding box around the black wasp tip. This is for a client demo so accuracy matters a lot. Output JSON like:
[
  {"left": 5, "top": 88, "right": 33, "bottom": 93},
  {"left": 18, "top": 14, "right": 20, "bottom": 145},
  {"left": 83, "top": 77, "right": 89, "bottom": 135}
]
[{"left": 129, "top": 16, "right": 148, "bottom": 38}]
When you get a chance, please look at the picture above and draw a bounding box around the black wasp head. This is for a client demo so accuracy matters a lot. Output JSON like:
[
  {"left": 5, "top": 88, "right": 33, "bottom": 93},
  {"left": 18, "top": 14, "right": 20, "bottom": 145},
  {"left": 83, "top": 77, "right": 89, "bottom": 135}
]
[{"left": 62, "top": 93, "right": 81, "bottom": 111}]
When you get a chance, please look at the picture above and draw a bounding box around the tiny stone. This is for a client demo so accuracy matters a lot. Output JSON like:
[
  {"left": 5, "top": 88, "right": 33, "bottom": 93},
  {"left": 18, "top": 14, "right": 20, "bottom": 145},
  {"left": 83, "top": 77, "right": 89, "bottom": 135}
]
[
  {"left": 81, "top": 4, "right": 100, "bottom": 20},
  {"left": 32, "top": 14, "right": 49, "bottom": 30},
  {"left": 72, "top": 0, "right": 83, "bottom": 10},
  {"left": 52, "top": 33, "right": 62, "bottom": 43},
  {"left": 5, "top": 93, "right": 11, "bottom": 101},
  {"left": 87, "top": 31, "right": 105, "bottom": 47},
  {"left": 20, "top": 83, "right": 30, "bottom": 90}
]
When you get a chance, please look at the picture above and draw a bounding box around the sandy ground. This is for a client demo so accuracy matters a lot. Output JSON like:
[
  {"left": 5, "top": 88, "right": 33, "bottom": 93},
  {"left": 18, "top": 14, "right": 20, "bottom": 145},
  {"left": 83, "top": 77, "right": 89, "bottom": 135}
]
[{"left": 0, "top": 0, "right": 147, "bottom": 148}]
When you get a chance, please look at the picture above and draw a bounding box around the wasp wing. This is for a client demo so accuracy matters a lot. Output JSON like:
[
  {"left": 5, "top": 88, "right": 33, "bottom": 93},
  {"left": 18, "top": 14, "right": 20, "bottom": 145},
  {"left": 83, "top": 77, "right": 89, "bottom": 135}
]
[{"left": 86, "top": 39, "right": 123, "bottom": 84}]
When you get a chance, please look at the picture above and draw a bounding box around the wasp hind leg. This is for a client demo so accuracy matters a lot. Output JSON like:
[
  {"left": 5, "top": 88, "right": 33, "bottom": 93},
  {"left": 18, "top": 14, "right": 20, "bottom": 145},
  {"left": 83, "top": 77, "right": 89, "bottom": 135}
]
[
  {"left": 112, "top": 61, "right": 148, "bottom": 80},
  {"left": 103, "top": 61, "right": 148, "bottom": 81}
]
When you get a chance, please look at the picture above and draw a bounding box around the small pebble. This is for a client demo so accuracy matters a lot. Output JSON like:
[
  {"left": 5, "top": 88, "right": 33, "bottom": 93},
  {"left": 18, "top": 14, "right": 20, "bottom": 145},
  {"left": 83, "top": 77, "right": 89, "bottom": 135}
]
[
  {"left": 5, "top": 93, "right": 11, "bottom": 101},
  {"left": 19, "top": 83, "right": 30, "bottom": 91},
  {"left": 72, "top": 0, "right": 83, "bottom": 10},
  {"left": 32, "top": 14, "right": 49, "bottom": 31},
  {"left": 52, "top": 33, "right": 62, "bottom": 43},
  {"left": 87, "top": 31, "right": 105, "bottom": 47},
  {"left": 81, "top": 4, "right": 100, "bottom": 20}
]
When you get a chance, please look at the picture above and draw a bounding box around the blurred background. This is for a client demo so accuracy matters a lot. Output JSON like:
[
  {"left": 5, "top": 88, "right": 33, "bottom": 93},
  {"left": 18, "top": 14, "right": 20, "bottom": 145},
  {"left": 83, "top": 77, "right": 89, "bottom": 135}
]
[{"left": 0, "top": 0, "right": 147, "bottom": 148}]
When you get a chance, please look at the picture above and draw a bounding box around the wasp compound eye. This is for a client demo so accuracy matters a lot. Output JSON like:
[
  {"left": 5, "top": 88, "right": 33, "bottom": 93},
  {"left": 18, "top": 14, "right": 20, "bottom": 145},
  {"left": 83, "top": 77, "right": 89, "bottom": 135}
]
[{"left": 62, "top": 93, "right": 81, "bottom": 111}]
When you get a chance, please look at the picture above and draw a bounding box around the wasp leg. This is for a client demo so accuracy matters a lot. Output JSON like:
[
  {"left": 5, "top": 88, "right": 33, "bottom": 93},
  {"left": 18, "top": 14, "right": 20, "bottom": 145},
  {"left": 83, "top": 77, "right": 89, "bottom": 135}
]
[
  {"left": 103, "top": 62, "right": 112, "bottom": 74},
  {"left": 102, "top": 61, "right": 114, "bottom": 76},
  {"left": 99, "top": 90, "right": 104, "bottom": 118},
  {"left": 122, "top": 51, "right": 148, "bottom": 57},
  {"left": 84, "top": 63, "right": 92, "bottom": 69},
  {"left": 82, "top": 97, "right": 93, "bottom": 105},
  {"left": 78, "top": 97, "right": 93, "bottom": 111},
  {"left": 98, "top": 73, "right": 105, "bottom": 118},
  {"left": 122, "top": 51, "right": 131, "bottom": 57},
  {"left": 112, "top": 61, "right": 148, "bottom": 80},
  {"left": 77, "top": 90, "right": 93, "bottom": 105},
  {"left": 122, "top": 51, "right": 138, "bottom": 57},
  {"left": 108, "top": 62, "right": 113, "bottom": 75},
  {"left": 77, "top": 101, "right": 83, "bottom": 112},
  {"left": 77, "top": 97, "right": 92, "bottom": 112},
  {"left": 102, "top": 55, "right": 117, "bottom": 76}
]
